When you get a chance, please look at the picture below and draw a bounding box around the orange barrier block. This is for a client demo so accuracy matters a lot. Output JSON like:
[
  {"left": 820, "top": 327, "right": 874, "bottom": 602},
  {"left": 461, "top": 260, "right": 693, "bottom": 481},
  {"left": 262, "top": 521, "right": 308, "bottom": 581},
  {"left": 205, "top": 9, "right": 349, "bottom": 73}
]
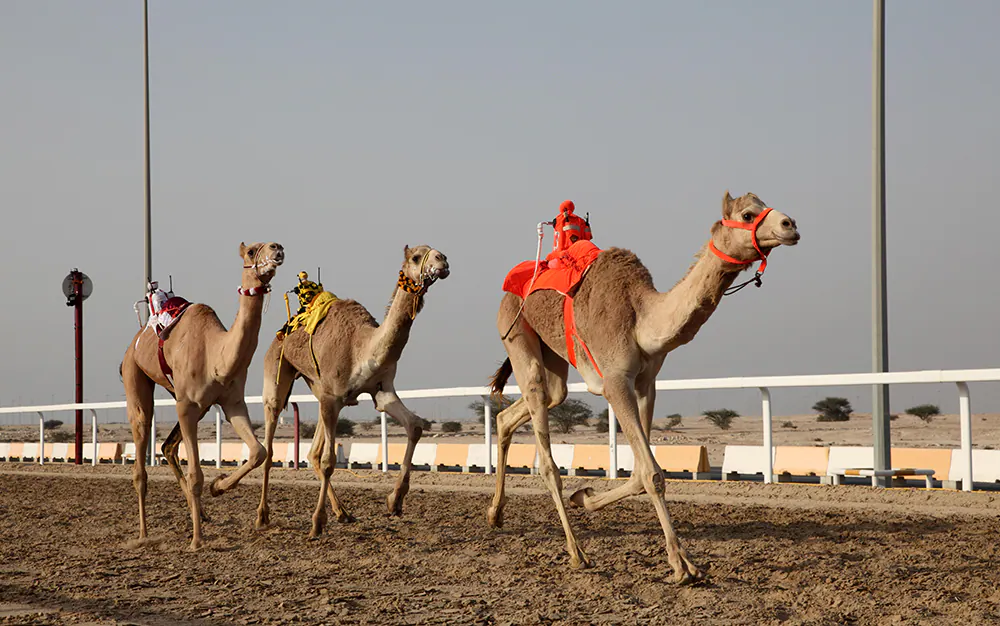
[
  {"left": 8, "top": 442, "right": 24, "bottom": 461},
  {"left": 773, "top": 446, "right": 830, "bottom": 477},
  {"left": 571, "top": 444, "right": 609, "bottom": 471},
  {"left": 890, "top": 447, "right": 952, "bottom": 480},
  {"left": 434, "top": 444, "right": 470, "bottom": 470},
  {"left": 654, "top": 445, "right": 710, "bottom": 473},
  {"left": 505, "top": 444, "right": 536, "bottom": 470}
]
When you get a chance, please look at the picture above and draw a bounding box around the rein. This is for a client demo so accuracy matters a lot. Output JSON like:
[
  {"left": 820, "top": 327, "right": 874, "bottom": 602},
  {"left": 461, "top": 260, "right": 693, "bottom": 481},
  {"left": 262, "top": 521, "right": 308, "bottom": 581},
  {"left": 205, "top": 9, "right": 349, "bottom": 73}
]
[
  {"left": 396, "top": 249, "right": 434, "bottom": 319},
  {"left": 708, "top": 207, "right": 773, "bottom": 296}
]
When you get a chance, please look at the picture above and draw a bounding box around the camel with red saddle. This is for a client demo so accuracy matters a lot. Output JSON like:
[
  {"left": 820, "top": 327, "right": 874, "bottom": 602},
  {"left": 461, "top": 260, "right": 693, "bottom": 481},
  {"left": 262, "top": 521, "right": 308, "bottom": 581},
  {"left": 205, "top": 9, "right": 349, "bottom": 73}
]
[
  {"left": 255, "top": 245, "right": 450, "bottom": 537},
  {"left": 488, "top": 192, "right": 800, "bottom": 583},
  {"left": 121, "top": 241, "right": 284, "bottom": 550}
]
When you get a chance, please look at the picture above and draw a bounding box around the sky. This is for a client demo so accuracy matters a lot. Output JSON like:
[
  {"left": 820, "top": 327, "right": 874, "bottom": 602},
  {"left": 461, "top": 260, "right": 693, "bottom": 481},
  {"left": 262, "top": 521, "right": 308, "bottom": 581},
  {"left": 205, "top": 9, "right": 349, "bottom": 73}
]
[{"left": 1, "top": 1, "right": 998, "bottom": 430}]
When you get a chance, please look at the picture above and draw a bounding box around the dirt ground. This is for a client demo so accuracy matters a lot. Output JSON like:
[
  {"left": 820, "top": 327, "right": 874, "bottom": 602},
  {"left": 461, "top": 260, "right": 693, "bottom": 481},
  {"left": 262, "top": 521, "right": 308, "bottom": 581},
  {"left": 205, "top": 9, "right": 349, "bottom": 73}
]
[{"left": 0, "top": 463, "right": 998, "bottom": 625}]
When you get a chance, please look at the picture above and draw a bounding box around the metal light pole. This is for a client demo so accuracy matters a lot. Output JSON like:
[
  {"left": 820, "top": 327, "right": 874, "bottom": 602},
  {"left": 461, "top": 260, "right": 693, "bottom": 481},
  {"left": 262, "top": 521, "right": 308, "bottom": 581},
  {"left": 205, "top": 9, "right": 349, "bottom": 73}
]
[
  {"left": 871, "top": 0, "right": 891, "bottom": 485},
  {"left": 143, "top": 0, "right": 152, "bottom": 298}
]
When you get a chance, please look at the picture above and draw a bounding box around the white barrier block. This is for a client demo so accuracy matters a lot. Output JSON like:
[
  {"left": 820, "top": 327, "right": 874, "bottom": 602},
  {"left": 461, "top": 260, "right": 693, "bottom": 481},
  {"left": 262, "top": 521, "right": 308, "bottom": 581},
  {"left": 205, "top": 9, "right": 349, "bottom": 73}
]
[
  {"left": 122, "top": 442, "right": 137, "bottom": 463},
  {"left": 411, "top": 443, "right": 437, "bottom": 467},
  {"left": 826, "top": 447, "right": 874, "bottom": 476},
  {"left": 615, "top": 445, "right": 635, "bottom": 472},
  {"left": 348, "top": 442, "right": 380, "bottom": 468},
  {"left": 199, "top": 442, "right": 219, "bottom": 464},
  {"left": 0, "top": 442, "right": 9, "bottom": 460},
  {"left": 949, "top": 449, "right": 1000, "bottom": 483},
  {"left": 21, "top": 442, "right": 40, "bottom": 461},
  {"left": 466, "top": 444, "right": 499, "bottom": 470},
  {"left": 722, "top": 445, "right": 775, "bottom": 477},
  {"left": 52, "top": 443, "right": 69, "bottom": 461},
  {"left": 550, "top": 444, "right": 575, "bottom": 471}
]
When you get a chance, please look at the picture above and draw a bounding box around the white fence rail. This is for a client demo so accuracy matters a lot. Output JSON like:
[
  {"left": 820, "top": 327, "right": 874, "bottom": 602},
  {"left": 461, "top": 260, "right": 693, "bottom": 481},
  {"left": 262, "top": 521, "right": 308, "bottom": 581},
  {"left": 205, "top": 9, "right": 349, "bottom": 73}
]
[{"left": 1, "top": 367, "right": 998, "bottom": 491}]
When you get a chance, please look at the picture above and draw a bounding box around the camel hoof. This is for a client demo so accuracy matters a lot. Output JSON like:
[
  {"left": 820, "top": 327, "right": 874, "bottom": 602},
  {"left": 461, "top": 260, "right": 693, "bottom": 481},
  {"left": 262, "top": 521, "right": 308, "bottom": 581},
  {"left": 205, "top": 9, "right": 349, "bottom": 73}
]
[
  {"left": 568, "top": 487, "right": 594, "bottom": 509},
  {"left": 569, "top": 550, "right": 593, "bottom": 570},
  {"left": 188, "top": 540, "right": 204, "bottom": 552},
  {"left": 486, "top": 505, "right": 504, "bottom": 529},
  {"left": 386, "top": 493, "right": 404, "bottom": 517},
  {"left": 209, "top": 476, "right": 226, "bottom": 498},
  {"left": 200, "top": 511, "right": 212, "bottom": 524},
  {"left": 335, "top": 511, "right": 356, "bottom": 524},
  {"left": 254, "top": 513, "right": 270, "bottom": 531},
  {"left": 674, "top": 562, "right": 709, "bottom": 585}
]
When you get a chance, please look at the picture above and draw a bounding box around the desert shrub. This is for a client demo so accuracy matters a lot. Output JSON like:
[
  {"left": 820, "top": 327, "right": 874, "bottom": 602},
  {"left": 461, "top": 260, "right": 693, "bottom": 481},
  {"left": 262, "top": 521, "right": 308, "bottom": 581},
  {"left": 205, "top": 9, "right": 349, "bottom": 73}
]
[
  {"left": 813, "top": 397, "right": 852, "bottom": 422},
  {"left": 550, "top": 399, "right": 594, "bottom": 434},
  {"left": 49, "top": 430, "right": 75, "bottom": 443},
  {"left": 249, "top": 421, "right": 263, "bottom": 434},
  {"left": 441, "top": 421, "right": 462, "bottom": 433},
  {"left": 666, "top": 414, "right": 683, "bottom": 429},
  {"left": 781, "top": 421, "right": 796, "bottom": 429},
  {"left": 299, "top": 422, "right": 317, "bottom": 438},
  {"left": 702, "top": 409, "right": 739, "bottom": 430},
  {"left": 906, "top": 404, "right": 940, "bottom": 423},
  {"left": 889, "top": 414, "right": 899, "bottom": 421},
  {"left": 594, "top": 408, "right": 622, "bottom": 434},
  {"left": 43, "top": 420, "right": 63, "bottom": 430},
  {"left": 419, "top": 418, "right": 433, "bottom": 431},
  {"left": 336, "top": 418, "right": 355, "bottom": 437}
]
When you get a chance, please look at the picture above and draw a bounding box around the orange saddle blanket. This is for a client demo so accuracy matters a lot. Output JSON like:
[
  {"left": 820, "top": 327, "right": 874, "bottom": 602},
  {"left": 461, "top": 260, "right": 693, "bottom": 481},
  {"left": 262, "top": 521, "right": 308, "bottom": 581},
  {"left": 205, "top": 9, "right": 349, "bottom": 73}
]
[{"left": 502, "top": 241, "right": 602, "bottom": 299}]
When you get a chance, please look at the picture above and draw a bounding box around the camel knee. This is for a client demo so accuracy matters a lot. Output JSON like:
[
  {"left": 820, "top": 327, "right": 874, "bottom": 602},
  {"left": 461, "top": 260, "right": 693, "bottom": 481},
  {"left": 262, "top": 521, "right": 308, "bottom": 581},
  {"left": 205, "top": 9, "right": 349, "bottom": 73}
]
[
  {"left": 547, "top": 384, "right": 567, "bottom": 408},
  {"left": 247, "top": 441, "right": 267, "bottom": 468},
  {"left": 639, "top": 469, "right": 666, "bottom": 496}
]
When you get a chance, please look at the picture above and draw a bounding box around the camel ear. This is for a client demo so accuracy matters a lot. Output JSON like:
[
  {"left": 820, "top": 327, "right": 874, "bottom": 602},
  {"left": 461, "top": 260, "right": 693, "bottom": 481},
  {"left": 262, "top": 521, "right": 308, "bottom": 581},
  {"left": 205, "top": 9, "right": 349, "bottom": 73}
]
[
  {"left": 239, "top": 242, "right": 248, "bottom": 259},
  {"left": 722, "top": 190, "right": 734, "bottom": 218},
  {"left": 403, "top": 245, "right": 411, "bottom": 260}
]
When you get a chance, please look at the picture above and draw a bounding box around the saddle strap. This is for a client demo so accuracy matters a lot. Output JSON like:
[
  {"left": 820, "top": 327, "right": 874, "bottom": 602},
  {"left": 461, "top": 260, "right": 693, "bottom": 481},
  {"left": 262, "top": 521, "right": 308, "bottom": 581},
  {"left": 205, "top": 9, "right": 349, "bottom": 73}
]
[{"left": 563, "top": 295, "right": 603, "bottom": 378}]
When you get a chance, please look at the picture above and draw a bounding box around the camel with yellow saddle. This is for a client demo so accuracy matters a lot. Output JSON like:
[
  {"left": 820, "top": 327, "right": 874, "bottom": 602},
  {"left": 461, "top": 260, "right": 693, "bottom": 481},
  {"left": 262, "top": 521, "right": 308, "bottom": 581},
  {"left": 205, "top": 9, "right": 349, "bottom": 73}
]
[
  {"left": 487, "top": 192, "right": 800, "bottom": 583},
  {"left": 255, "top": 245, "right": 451, "bottom": 537}
]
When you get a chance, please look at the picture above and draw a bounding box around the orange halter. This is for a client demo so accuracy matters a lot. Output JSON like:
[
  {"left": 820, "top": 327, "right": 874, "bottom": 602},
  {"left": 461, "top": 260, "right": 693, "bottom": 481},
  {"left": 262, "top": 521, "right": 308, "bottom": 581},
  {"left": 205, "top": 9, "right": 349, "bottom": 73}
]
[{"left": 708, "top": 206, "right": 773, "bottom": 274}]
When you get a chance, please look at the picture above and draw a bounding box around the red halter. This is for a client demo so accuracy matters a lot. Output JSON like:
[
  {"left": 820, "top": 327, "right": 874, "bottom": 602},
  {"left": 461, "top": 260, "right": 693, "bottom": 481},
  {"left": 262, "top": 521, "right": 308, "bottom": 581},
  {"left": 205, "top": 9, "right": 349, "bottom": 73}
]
[{"left": 708, "top": 206, "right": 773, "bottom": 274}]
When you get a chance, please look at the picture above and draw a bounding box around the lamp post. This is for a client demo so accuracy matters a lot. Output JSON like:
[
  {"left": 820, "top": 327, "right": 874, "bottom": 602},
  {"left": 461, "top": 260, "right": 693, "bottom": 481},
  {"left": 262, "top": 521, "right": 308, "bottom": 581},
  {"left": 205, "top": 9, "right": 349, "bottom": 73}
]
[{"left": 62, "top": 269, "right": 92, "bottom": 464}]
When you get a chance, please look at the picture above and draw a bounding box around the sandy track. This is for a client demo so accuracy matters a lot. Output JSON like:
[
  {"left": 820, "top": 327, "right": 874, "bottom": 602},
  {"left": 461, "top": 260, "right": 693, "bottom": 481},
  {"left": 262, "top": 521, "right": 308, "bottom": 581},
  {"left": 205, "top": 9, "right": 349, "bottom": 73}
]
[{"left": 1, "top": 464, "right": 998, "bottom": 625}]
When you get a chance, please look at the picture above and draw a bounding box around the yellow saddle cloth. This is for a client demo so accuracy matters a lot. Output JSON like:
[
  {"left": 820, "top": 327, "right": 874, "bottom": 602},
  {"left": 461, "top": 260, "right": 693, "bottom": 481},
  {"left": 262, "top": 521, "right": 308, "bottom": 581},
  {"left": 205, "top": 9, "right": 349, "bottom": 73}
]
[{"left": 283, "top": 290, "right": 338, "bottom": 336}]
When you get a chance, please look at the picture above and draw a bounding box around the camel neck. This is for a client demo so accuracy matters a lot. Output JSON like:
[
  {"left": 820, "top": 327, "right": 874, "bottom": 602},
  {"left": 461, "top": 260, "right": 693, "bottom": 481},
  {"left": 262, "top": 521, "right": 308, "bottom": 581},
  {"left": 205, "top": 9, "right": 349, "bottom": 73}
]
[
  {"left": 637, "top": 243, "right": 742, "bottom": 356},
  {"left": 370, "top": 286, "right": 420, "bottom": 367},
  {"left": 216, "top": 279, "right": 266, "bottom": 381}
]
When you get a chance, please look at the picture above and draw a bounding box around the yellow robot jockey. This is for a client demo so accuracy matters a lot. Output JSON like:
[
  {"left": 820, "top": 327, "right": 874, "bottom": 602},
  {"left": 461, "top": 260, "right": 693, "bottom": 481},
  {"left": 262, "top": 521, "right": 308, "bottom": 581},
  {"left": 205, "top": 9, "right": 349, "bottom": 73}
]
[{"left": 277, "top": 271, "right": 324, "bottom": 339}]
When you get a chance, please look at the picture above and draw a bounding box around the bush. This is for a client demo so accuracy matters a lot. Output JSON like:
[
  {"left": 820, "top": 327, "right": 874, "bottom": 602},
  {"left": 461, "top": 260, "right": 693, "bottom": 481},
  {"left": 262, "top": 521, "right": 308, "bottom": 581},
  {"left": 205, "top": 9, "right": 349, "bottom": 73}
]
[
  {"left": 813, "top": 397, "right": 852, "bottom": 422},
  {"left": 336, "top": 418, "right": 355, "bottom": 437},
  {"left": 666, "top": 414, "right": 682, "bottom": 430},
  {"left": 549, "top": 399, "right": 594, "bottom": 434},
  {"left": 419, "top": 418, "right": 433, "bottom": 432},
  {"left": 360, "top": 419, "right": 376, "bottom": 432},
  {"left": 781, "top": 421, "right": 796, "bottom": 429},
  {"left": 441, "top": 421, "right": 462, "bottom": 433},
  {"left": 249, "top": 421, "right": 263, "bottom": 434},
  {"left": 43, "top": 420, "right": 63, "bottom": 431},
  {"left": 594, "top": 408, "right": 622, "bottom": 434},
  {"left": 906, "top": 404, "right": 941, "bottom": 423},
  {"left": 702, "top": 409, "right": 739, "bottom": 430},
  {"left": 889, "top": 414, "right": 899, "bottom": 421},
  {"left": 469, "top": 395, "right": 515, "bottom": 431},
  {"left": 49, "top": 430, "right": 75, "bottom": 443},
  {"left": 299, "top": 422, "right": 317, "bottom": 438}
]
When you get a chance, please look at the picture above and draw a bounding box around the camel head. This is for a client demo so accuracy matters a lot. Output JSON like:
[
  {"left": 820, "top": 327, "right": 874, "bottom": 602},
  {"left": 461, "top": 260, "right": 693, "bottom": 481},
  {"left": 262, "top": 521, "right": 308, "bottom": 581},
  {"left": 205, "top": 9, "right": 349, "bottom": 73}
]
[
  {"left": 400, "top": 245, "right": 450, "bottom": 292},
  {"left": 239, "top": 241, "right": 285, "bottom": 287},
  {"left": 710, "top": 191, "right": 799, "bottom": 269}
]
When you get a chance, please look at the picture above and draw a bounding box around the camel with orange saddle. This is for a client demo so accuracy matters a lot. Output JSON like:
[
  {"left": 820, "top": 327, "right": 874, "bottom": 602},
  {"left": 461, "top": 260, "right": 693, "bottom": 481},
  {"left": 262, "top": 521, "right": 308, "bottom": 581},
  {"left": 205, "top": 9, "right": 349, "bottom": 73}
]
[{"left": 488, "top": 192, "right": 800, "bottom": 583}]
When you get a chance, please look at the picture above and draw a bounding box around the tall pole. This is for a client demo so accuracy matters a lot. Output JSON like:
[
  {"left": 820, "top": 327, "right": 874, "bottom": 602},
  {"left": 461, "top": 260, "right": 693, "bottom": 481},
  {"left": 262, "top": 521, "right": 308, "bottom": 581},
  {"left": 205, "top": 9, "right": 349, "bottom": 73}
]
[
  {"left": 73, "top": 272, "right": 84, "bottom": 465},
  {"left": 871, "top": 0, "right": 891, "bottom": 486},
  {"left": 143, "top": 0, "right": 152, "bottom": 297}
]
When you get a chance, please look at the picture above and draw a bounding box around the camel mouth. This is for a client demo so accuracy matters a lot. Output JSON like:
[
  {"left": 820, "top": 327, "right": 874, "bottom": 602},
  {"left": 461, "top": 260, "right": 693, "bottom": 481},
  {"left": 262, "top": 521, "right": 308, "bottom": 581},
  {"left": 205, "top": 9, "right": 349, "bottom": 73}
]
[{"left": 425, "top": 265, "right": 450, "bottom": 282}]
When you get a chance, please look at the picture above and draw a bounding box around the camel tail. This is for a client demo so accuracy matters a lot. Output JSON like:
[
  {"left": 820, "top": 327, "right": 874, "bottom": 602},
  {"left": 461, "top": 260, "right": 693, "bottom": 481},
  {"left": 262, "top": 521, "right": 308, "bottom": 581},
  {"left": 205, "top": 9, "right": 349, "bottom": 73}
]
[
  {"left": 489, "top": 358, "right": 513, "bottom": 406},
  {"left": 118, "top": 362, "right": 123, "bottom": 383}
]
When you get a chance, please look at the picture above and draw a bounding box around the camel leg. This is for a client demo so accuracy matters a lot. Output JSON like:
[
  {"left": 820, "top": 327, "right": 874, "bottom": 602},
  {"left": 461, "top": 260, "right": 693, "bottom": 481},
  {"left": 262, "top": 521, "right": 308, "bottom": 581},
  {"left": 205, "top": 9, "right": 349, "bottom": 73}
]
[
  {"left": 210, "top": 397, "right": 266, "bottom": 497},
  {"left": 124, "top": 359, "right": 154, "bottom": 543},
  {"left": 488, "top": 345, "right": 568, "bottom": 528},
  {"left": 376, "top": 388, "right": 425, "bottom": 517},
  {"left": 306, "top": 416, "right": 354, "bottom": 523},
  {"left": 310, "top": 397, "right": 343, "bottom": 538},
  {"left": 161, "top": 422, "right": 210, "bottom": 522},
  {"left": 604, "top": 376, "right": 706, "bottom": 584},
  {"left": 486, "top": 398, "right": 531, "bottom": 528},
  {"left": 255, "top": 354, "right": 295, "bottom": 529},
  {"left": 176, "top": 402, "right": 210, "bottom": 551},
  {"left": 570, "top": 374, "right": 656, "bottom": 512}
]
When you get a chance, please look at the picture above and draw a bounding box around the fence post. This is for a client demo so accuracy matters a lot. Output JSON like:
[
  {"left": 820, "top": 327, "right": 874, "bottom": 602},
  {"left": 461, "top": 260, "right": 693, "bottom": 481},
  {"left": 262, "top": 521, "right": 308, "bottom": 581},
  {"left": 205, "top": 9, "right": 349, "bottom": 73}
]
[
  {"left": 91, "top": 410, "right": 98, "bottom": 467},
  {"left": 760, "top": 387, "right": 773, "bottom": 484},
  {"left": 484, "top": 400, "right": 492, "bottom": 475},
  {"left": 149, "top": 412, "right": 156, "bottom": 466},
  {"left": 380, "top": 411, "right": 388, "bottom": 473},
  {"left": 292, "top": 402, "right": 300, "bottom": 470},
  {"left": 608, "top": 404, "right": 618, "bottom": 480},
  {"left": 957, "top": 382, "right": 973, "bottom": 492},
  {"left": 37, "top": 412, "right": 45, "bottom": 466},
  {"left": 215, "top": 407, "right": 222, "bottom": 469}
]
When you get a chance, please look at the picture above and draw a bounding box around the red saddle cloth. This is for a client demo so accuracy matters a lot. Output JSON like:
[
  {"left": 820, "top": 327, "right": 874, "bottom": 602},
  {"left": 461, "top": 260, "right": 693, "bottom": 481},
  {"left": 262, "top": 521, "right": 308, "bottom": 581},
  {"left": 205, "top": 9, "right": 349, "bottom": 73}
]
[
  {"left": 156, "top": 297, "right": 192, "bottom": 387},
  {"left": 501, "top": 240, "right": 603, "bottom": 377},
  {"left": 502, "top": 240, "right": 602, "bottom": 299}
]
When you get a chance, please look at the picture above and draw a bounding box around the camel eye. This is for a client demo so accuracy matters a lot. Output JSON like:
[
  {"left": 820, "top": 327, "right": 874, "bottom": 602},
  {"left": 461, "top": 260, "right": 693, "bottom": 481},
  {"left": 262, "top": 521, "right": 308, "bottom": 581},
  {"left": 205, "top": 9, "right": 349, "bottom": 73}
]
[
  {"left": 743, "top": 212, "right": 754, "bottom": 222},
  {"left": 411, "top": 255, "right": 420, "bottom": 263}
]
